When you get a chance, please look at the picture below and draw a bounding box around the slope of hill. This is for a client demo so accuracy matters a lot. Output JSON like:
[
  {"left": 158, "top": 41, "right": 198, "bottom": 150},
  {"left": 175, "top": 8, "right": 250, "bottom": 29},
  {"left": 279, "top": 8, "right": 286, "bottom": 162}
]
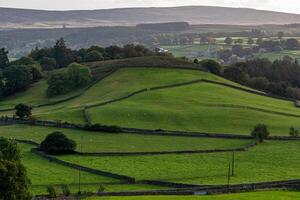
[
  {"left": 1, "top": 6, "right": 300, "bottom": 29},
  {"left": 0, "top": 57, "right": 299, "bottom": 135}
]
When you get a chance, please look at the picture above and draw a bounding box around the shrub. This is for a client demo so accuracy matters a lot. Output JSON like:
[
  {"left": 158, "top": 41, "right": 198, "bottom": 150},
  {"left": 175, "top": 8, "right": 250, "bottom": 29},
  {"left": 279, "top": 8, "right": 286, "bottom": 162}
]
[
  {"left": 97, "top": 185, "right": 105, "bottom": 193},
  {"left": 61, "top": 184, "right": 71, "bottom": 196},
  {"left": 14, "top": 104, "right": 32, "bottom": 119},
  {"left": 289, "top": 127, "right": 299, "bottom": 137},
  {"left": 40, "top": 132, "right": 76, "bottom": 154},
  {"left": 251, "top": 124, "right": 270, "bottom": 142},
  {"left": 47, "top": 185, "right": 58, "bottom": 198}
]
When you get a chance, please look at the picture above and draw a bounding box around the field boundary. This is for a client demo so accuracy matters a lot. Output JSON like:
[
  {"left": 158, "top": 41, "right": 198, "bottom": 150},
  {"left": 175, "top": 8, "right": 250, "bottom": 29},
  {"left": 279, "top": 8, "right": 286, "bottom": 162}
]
[
  {"left": 2, "top": 117, "right": 300, "bottom": 140},
  {"left": 75, "top": 142, "right": 257, "bottom": 156},
  {"left": 31, "top": 148, "right": 136, "bottom": 183}
]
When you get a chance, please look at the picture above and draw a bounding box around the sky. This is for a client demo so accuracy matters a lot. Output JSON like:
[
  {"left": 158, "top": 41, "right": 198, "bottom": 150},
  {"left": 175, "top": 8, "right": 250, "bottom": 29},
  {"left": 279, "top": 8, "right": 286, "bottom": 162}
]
[{"left": 0, "top": 0, "right": 299, "bottom": 14}]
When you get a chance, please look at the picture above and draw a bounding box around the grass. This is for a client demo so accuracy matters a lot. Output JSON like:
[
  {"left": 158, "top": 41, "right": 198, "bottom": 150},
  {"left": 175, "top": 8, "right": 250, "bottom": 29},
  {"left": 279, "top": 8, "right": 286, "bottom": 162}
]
[
  {"left": 86, "top": 191, "right": 300, "bottom": 200},
  {"left": 0, "top": 79, "right": 89, "bottom": 110},
  {"left": 87, "top": 82, "right": 300, "bottom": 135},
  {"left": 21, "top": 67, "right": 243, "bottom": 123},
  {"left": 58, "top": 141, "right": 300, "bottom": 185},
  {"left": 0, "top": 125, "right": 250, "bottom": 153},
  {"left": 19, "top": 143, "right": 120, "bottom": 195}
]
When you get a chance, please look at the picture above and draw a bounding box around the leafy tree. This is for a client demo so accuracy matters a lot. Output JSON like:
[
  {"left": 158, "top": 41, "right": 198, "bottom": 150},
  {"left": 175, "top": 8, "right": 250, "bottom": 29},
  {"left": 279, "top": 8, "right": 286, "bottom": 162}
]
[
  {"left": 47, "top": 71, "right": 73, "bottom": 97},
  {"left": 277, "top": 31, "right": 284, "bottom": 39},
  {"left": 0, "top": 48, "right": 9, "bottom": 69},
  {"left": 0, "top": 138, "right": 31, "bottom": 200},
  {"left": 40, "top": 132, "right": 76, "bottom": 154},
  {"left": 84, "top": 50, "right": 104, "bottom": 62},
  {"left": 217, "top": 49, "right": 232, "bottom": 63},
  {"left": 39, "top": 57, "right": 57, "bottom": 71},
  {"left": 247, "top": 77, "right": 269, "bottom": 91},
  {"left": 14, "top": 104, "right": 32, "bottom": 119},
  {"left": 232, "top": 45, "right": 244, "bottom": 58},
  {"left": 199, "top": 59, "right": 222, "bottom": 75},
  {"left": 67, "top": 63, "right": 91, "bottom": 87},
  {"left": 54, "top": 38, "right": 69, "bottom": 67},
  {"left": 2, "top": 65, "right": 33, "bottom": 95},
  {"left": 224, "top": 66, "right": 249, "bottom": 84},
  {"left": 285, "top": 38, "right": 300, "bottom": 50},
  {"left": 256, "top": 38, "right": 263, "bottom": 45},
  {"left": 224, "top": 37, "right": 233, "bottom": 45},
  {"left": 251, "top": 124, "right": 270, "bottom": 142}
]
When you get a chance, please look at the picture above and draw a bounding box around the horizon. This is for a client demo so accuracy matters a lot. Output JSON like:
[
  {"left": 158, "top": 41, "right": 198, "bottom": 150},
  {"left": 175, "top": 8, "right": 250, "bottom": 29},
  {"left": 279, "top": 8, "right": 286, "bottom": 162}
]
[{"left": 0, "top": 0, "right": 299, "bottom": 14}]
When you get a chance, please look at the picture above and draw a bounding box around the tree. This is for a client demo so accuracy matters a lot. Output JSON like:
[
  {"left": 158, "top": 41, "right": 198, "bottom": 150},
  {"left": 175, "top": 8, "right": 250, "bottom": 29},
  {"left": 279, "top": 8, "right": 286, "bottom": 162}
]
[
  {"left": 67, "top": 63, "right": 91, "bottom": 87},
  {"left": 247, "top": 77, "right": 269, "bottom": 91},
  {"left": 47, "top": 71, "right": 73, "bottom": 97},
  {"left": 277, "top": 31, "right": 284, "bottom": 39},
  {"left": 232, "top": 45, "right": 244, "bottom": 58},
  {"left": 285, "top": 38, "right": 300, "bottom": 50},
  {"left": 251, "top": 124, "right": 270, "bottom": 142},
  {"left": 248, "top": 38, "right": 254, "bottom": 45},
  {"left": 84, "top": 50, "right": 104, "bottom": 62},
  {"left": 0, "top": 48, "right": 9, "bottom": 69},
  {"left": 0, "top": 138, "right": 31, "bottom": 200},
  {"left": 224, "top": 66, "right": 249, "bottom": 84},
  {"left": 54, "top": 38, "right": 69, "bottom": 67},
  {"left": 256, "top": 38, "right": 263, "bottom": 45},
  {"left": 2, "top": 65, "right": 33, "bottom": 95},
  {"left": 14, "top": 104, "right": 32, "bottom": 119},
  {"left": 40, "top": 132, "right": 76, "bottom": 154},
  {"left": 199, "top": 59, "right": 222, "bottom": 75},
  {"left": 39, "top": 57, "right": 57, "bottom": 71},
  {"left": 217, "top": 49, "right": 232, "bottom": 63},
  {"left": 224, "top": 37, "right": 233, "bottom": 45}
]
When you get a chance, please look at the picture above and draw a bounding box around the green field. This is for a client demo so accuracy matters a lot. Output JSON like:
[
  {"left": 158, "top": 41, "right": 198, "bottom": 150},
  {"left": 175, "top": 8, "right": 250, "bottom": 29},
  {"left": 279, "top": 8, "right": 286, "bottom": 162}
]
[
  {"left": 87, "top": 82, "right": 299, "bottom": 135},
  {"left": 19, "top": 143, "right": 121, "bottom": 195},
  {"left": 86, "top": 191, "right": 300, "bottom": 200},
  {"left": 1, "top": 58, "right": 300, "bottom": 198},
  {"left": 0, "top": 125, "right": 250, "bottom": 153},
  {"left": 58, "top": 141, "right": 300, "bottom": 185}
]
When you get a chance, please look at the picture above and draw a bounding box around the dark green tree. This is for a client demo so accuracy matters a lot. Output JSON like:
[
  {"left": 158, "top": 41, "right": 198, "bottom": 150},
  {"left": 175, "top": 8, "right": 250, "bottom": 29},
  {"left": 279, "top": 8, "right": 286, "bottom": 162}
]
[
  {"left": 47, "top": 71, "right": 73, "bottom": 97},
  {"left": 54, "top": 38, "right": 69, "bottom": 68},
  {"left": 40, "top": 132, "right": 76, "bottom": 154},
  {"left": 39, "top": 57, "right": 57, "bottom": 71},
  {"left": 67, "top": 63, "right": 91, "bottom": 87},
  {"left": 0, "top": 48, "right": 9, "bottom": 69},
  {"left": 0, "top": 138, "right": 31, "bottom": 200},
  {"left": 14, "top": 104, "right": 32, "bottom": 119},
  {"left": 84, "top": 50, "right": 104, "bottom": 62},
  {"left": 224, "top": 66, "right": 249, "bottom": 84},
  {"left": 251, "top": 124, "right": 270, "bottom": 142},
  {"left": 199, "top": 59, "right": 222, "bottom": 75},
  {"left": 224, "top": 37, "right": 233, "bottom": 45}
]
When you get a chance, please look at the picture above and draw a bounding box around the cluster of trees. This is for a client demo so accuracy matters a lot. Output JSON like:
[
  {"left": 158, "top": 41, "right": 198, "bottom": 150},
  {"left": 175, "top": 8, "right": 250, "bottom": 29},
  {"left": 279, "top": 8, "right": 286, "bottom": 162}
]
[
  {"left": 224, "top": 56, "right": 300, "bottom": 99},
  {"left": 47, "top": 63, "right": 92, "bottom": 97},
  {"left": 30, "top": 38, "right": 156, "bottom": 71},
  {"left": 0, "top": 49, "right": 42, "bottom": 98},
  {"left": 0, "top": 138, "right": 31, "bottom": 200}
]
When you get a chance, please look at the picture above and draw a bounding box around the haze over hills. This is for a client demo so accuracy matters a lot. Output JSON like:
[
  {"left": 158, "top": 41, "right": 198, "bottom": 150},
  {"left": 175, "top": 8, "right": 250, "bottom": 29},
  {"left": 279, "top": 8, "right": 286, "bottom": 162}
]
[{"left": 1, "top": 6, "right": 300, "bottom": 29}]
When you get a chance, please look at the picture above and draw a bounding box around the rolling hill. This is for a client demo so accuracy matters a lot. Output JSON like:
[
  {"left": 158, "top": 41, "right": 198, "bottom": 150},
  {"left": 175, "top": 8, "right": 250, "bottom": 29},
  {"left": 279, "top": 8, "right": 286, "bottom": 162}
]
[{"left": 1, "top": 6, "right": 300, "bottom": 29}]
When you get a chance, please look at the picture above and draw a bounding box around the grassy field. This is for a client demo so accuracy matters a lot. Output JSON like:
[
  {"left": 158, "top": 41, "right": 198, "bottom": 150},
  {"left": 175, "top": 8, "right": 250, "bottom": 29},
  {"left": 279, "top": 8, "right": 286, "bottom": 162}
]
[
  {"left": 86, "top": 191, "right": 300, "bottom": 200},
  {"left": 19, "top": 67, "right": 243, "bottom": 124},
  {"left": 58, "top": 141, "right": 300, "bottom": 185},
  {"left": 255, "top": 50, "right": 300, "bottom": 61},
  {"left": 0, "top": 125, "right": 250, "bottom": 153},
  {"left": 19, "top": 143, "right": 121, "bottom": 195},
  {"left": 87, "top": 82, "right": 300, "bottom": 135}
]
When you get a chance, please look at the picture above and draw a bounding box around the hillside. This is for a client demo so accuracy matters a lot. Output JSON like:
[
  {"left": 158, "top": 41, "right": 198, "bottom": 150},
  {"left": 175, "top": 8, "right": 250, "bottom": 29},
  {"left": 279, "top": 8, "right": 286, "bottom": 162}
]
[
  {"left": 1, "top": 58, "right": 300, "bottom": 196},
  {"left": 1, "top": 6, "right": 300, "bottom": 29},
  {"left": 0, "top": 57, "right": 299, "bottom": 135}
]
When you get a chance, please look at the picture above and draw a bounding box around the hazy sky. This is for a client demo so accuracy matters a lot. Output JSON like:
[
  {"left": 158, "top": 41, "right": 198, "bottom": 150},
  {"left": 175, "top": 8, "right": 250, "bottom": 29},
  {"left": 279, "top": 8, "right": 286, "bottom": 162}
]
[{"left": 0, "top": 0, "right": 299, "bottom": 14}]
